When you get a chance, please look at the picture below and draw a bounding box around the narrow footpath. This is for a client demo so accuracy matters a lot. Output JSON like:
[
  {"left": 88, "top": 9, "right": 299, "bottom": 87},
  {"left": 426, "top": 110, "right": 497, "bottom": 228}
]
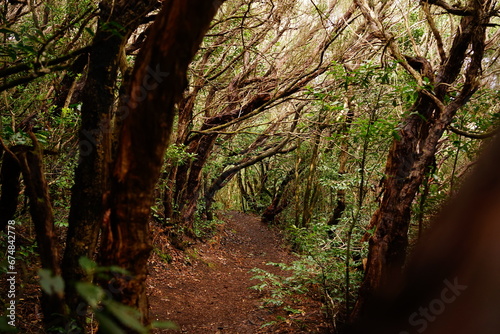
[{"left": 147, "top": 211, "right": 328, "bottom": 333}]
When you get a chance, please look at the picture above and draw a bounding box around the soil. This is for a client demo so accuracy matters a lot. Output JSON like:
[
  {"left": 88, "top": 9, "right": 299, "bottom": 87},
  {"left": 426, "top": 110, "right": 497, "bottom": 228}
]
[
  {"left": 0, "top": 211, "right": 328, "bottom": 333},
  {"left": 148, "top": 211, "right": 329, "bottom": 333}
]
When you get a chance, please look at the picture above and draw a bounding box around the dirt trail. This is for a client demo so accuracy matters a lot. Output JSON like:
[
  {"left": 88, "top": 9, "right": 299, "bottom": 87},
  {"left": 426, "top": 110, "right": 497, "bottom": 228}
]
[{"left": 147, "top": 211, "right": 327, "bottom": 333}]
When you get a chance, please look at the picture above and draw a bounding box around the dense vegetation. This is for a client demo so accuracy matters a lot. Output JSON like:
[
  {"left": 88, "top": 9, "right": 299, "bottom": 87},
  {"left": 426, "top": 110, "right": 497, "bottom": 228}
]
[{"left": 1, "top": 0, "right": 499, "bottom": 333}]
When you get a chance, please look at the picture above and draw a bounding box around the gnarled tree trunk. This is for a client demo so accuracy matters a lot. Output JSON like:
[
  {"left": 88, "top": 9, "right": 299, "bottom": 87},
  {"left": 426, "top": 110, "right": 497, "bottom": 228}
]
[
  {"left": 61, "top": 0, "right": 158, "bottom": 327},
  {"left": 351, "top": 0, "right": 489, "bottom": 321},
  {"left": 348, "top": 131, "right": 500, "bottom": 334},
  {"left": 98, "top": 1, "right": 224, "bottom": 330}
]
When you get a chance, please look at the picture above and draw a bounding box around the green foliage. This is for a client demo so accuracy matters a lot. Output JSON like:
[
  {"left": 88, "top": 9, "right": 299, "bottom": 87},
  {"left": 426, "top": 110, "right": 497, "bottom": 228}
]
[
  {"left": 38, "top": 269, "right": 65, "bottom": 296},
  {"left": 76, "top": 281, "right": 177, "bottom": 334},
  {"left": 0, "top": 317, "right": 18, "bottom": 333},
  {"left": 193, "top": 212, "right": 224, "bottom": 239},
  {"left": 165, "top": 144, "right": 197, "bottom": 166},
  {"left": 153, "top": 247, "right": 173, "bottom": 264},
  {"left": 78, "top": 256, "right": 128, "bottom": 278},
  {"left": 250, "top": 220, "right": 366, "bottom": 326},
  {"left": 74, "top": 257, "right": 178, "bottom": 333},
  {"left": 250, "top": 263, "right": 312, "bottom": 307},
  {"left": 101, "top": 21, "right": 127, "bottom": 38}
]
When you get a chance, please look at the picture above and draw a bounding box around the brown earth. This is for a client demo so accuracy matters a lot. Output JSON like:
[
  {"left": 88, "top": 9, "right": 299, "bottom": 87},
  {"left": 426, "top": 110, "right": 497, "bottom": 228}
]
[
  {"left": 148, "top": 211, "right": 329, "bottom": 334},
  {"left": 0, "top": 211, "right": 328, "bottom": 333}
]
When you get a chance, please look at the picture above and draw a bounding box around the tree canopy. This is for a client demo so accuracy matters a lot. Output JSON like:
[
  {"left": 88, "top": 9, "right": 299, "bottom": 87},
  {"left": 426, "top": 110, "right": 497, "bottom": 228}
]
[{"left": 1, "top": 0, "right": 500, "bottom": 333}]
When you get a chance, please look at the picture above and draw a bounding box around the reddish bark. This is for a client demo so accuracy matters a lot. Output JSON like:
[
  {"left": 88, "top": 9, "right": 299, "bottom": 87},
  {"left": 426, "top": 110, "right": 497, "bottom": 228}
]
[
  {"left": 98, "top": 1, "right": 224, "bottom": 330},
  {"left": 351, "top": 0, "right": 490, "bottom": 320},
  {"left": 0, "top": 145, "right": 22, "bottom": 231},
  {"left": 347, "top": 130, "right": 500, "bottom": 334},
  {"left": 62, "top": 1, "right": 158, "bottom": 327},
  {"left": 15, "top": 134, "right": 66, "bottom": 330}
]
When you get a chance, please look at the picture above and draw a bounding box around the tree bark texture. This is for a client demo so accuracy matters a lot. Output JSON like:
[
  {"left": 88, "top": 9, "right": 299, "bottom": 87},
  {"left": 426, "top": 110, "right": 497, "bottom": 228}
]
[
  {"left": 98, "top": 1, "right": 224, "bottom": 330},
  {"left": 0, "top": 145, "right": 22, "bottom": 231},
  {"left": 347, "top": 131, "right": 500, "bottom": 334},
  {"left": 62, "top": 0, "right": 158, "bottom": 324},
  {"left": 15, "top": 134, "right": 66, "bottom": 331},
  {"left": 352, "top": 0, "right": 489, "bottom": 321}
]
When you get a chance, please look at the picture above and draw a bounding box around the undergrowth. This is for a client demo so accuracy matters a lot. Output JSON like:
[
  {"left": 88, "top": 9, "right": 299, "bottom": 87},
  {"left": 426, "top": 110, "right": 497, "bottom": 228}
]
[{"left": 250, "top": 219, "right": 366, "bottom": 331}]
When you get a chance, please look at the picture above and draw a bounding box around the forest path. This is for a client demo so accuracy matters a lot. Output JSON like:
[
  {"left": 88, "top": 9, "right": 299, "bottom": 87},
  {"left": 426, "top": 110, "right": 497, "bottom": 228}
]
[{"left": 147, "top": 211, "right": 327, "bottom": 333}]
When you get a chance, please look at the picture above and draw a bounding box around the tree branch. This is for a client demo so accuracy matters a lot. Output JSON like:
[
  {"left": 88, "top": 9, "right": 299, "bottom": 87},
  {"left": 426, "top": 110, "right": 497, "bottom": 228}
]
[
  {"left": 422, "top": 0, "right": 474, "bottom": 16},
  {"left": 422, "top": 2, "right": 447, "bottom": 62},
  {"left": 0, "top": 65, "right": 67, "bottom": 92},
  {"left": 448, "top": 125, "right": 498, "bottom": 139},
  {"left": 0, "top": 45, "right": 91, "bottom": 79}
]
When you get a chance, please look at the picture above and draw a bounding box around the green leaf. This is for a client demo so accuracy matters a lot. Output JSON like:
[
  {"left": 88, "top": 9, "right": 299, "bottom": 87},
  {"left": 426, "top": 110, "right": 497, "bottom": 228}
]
[
  {"left": 95, "top": 312, "right": 126, "bottom": 334},
  {"left": 38, "top": 269, "right": 65, "bottom": 295},
  {"left": 79, "top": 256, "right": 97, "bottom": 274},
  {"left": 84, "top": 27, "right": 95, "bottom": 37},
  {"left": 75, "top": 282, "right": 104, "bottom": 308},
  {"left": 104, "top": 301, "right": 147, "bottom": 333},
  {"left": 260, "top": 320, "right": 277, "bottom": 328},
  {"left": 0, "top": 316, "right": 18, "bottom": 333},
  {"left": 106, "top": 266, "right": 129, "bottom": 275},
  {"left": 150, "top": 321, "right": 179, "bottom": 330},
  {"left": 284, "top": 306, "right": 302, "bottom": 314}
]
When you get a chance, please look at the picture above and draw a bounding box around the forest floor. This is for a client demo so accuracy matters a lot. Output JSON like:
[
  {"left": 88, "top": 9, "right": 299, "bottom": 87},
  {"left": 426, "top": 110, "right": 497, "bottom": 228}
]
[
  {"left": 148, "top": 211, "right": 329, "bottom": 333},
  {"left": 0, "top": 211, "right": 329, "bottom": 333}
]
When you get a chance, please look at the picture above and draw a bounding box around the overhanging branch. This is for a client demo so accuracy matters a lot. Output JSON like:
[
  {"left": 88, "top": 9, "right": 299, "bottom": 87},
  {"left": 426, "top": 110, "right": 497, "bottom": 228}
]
[
  {"left": 0, "top": 46, "right": 91, "bottom": 79},
  {"left": 448, "top": 125, "right": 498, "bottom": 139},
  {"left": 422, "top": 0, "right": 474, "bottom": 16}
]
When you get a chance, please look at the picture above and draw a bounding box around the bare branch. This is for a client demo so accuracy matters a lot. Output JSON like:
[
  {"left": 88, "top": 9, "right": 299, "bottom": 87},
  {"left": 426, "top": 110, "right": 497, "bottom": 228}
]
[
  {"left": 448, "top": 125, "right": 498, "bottom": 139},
  {"left": 422, "top": 2, "right": 447, "bottom": 62},
  {"left": 0, "top": 45, "right": 91, "bottom": 79},
  {"left": 422, "top": 0, "right": 474, "bottom": 16}
]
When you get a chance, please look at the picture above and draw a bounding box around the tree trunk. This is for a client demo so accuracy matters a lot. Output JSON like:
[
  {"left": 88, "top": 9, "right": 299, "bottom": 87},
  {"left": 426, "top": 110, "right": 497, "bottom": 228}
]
[
  {"left": 52, "top": 52, "right": 89, "bottom": 116},
  {"left": 262, "top": 167, "right": 297, "bottom": 224},
  {"left": 0, "top": 145, "right": 22, "bottom": 231},
  {"left": 98, "top": 1, "right": 224, "bottom": 331},
  {"left": 15, "top": 134, "right": 66, "bottom": 331},
  {"left": 61, "top": 0, "right": 157, "bottom": 326},
  {"left": 173, "top": 133, "right": 219, "bottom": 237},
  {"left": 347, "top": 130, "right": 500, "bottom": 334},
  {"left": 351, "top": 0, "right": 488, "bottom": 320},
  {"left": 328, "top": 92, "right": 354, "bottom": 227},
  {"left": 302, "top": 131, "right": 322, "bottom": 227}
]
